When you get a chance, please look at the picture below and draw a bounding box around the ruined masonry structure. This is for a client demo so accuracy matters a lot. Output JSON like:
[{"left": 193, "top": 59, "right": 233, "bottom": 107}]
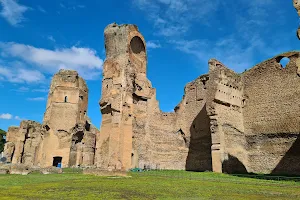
[
  {"left": 3, "top": 1, "right": 300, "bottom": 175},
  {"left": 95, "top": 24, "right": 195, "bottom": 171},
  {"left": 96, "top": 23, "right": 300, "bottom": 175},
  {"left": 4, "top": 70, "right": 99, "bottom": 168}
]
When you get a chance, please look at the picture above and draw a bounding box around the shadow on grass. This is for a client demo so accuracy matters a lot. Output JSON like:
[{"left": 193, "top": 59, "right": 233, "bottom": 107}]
[{"left": 231, "top": 173, "right": 300, "bottom": 182}]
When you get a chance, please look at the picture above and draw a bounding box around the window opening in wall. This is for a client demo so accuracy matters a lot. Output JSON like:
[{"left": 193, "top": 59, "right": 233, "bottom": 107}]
[
  {"left": 45, "top": 125, "right": 50, "bottom": 131},
  {"left": 64, "top": 96, "right": 68, "bottom": 103},
  {"left": 130, "top": 36, "right": 145, "bottom": 54},
  {"left": 79, "top": 96, "right": 83, "bottom": 100},
  {"left": 279, "top": 57, "right": 290, "bottom": 68},
  {"left": 242, "top": 99, "right": 246, "bottom": 106}
]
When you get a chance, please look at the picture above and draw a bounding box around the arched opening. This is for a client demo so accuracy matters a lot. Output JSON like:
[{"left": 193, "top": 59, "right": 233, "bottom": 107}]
[
  {"left": 64, "top": 96, "right": 68, "bottom": 103},
  {"left": 279, "top": 57, "right": 290, "bottom": 68},
  {"left": 130, "top": 36, "right": 145, "bottom": 54},
  {"left": 69, "top": 131, "right": 84, "bottom": 167},
  {"left": 53, "top": 156, "right": 62, "bottom": 167}
]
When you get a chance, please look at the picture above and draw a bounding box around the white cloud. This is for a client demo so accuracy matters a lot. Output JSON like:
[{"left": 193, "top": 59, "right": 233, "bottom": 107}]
[
  {"left": 12, "top": 86, "right": 29, "bottom": 92},
  {"left": 146, "top": 41, "right": 161, "bottom": 49},
  {"left": 60, "top": 3, "right": 85, "bottom": 11},
  {"left": 32, "top": 88, "right": 48, "bottom": 93},
  {"left": 0, "top": 66, "right": 45, "bottom": 83},
  {"left": 133, "top": 0, "right": 220, "bottom": 37},
  {"left": 170, "top": 30, "right": 292, "bottom": 73},
  {"left": 134, "top": 0, "right": 292, "bottom": 72},
  {"left": 0, "top": 0, "right": 29, "bottom": 26},
  {"left": 0, "top": 42, "right": 103, "bottom": 80},
  {"left": 0, "top": 114, "right": 23, "bottom": 120},
  {"left": 12, "top": 86, "right": 49, "bottom": 93},
  {"left": 14, "top": 116, "right": 21, "bottom": 120},
  {"left": 27, "top": 97, "right": 46, "bottom": 101},
  {"left": 0, "top": 113, "right": 12, "bottom": 120}
]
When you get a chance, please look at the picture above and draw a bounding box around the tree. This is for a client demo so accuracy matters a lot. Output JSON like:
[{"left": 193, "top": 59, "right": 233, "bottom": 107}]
[{"left": 0, "top": 129, "right": 6, "bottom": 153}]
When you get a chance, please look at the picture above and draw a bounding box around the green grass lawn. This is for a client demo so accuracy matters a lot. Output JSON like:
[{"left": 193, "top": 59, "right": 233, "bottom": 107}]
[{"left": 0, "top": 170, "right": 300, "bottom": 200}]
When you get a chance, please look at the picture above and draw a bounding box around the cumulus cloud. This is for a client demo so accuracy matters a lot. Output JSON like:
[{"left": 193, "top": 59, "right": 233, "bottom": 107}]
[
  {"left": 0, "top": 113, "right": 12, "bottom": 120},
  {"left": 146, "top": 41, "right": 161, "bottom": 49},
  {"left": 0, "top": 42, "right": 103, "bottom": 80},
  {"left": 0, "top": 0, "right": 29, "bottom": 26},
  {"left": 27, "top": 97, "right": 46, "bottom": 101},
  {"left": 0, "top": 66, "right": 45, "bottom": 83}
]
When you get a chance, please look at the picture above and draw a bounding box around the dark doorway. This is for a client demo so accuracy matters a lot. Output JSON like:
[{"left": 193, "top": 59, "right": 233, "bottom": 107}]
[{"left": 53, "top": 156, "right": 62, "bottom": 167}]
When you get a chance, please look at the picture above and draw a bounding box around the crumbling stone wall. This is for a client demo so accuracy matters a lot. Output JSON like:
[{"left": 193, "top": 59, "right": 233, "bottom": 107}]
[
  {"left": 96, "top": 24, "right": 213, "bottom": 171},
  {"left": 242, "top": 52, "right": 300, "bottom": 175},
  {"left": 175, "top": 75, "right": 212, "bottom": 171},
  {"left": 4, "top": 17, "right": 300, "bottom": 175},
  {"left": 205, "top": 60, "right": 246, "bottom": 174},
  {"left": 95, "top": 23, "right": 300, "bottom": 175},
  {"left": 95, "top": 24, "right": 137, "bottom": 170},
  {"left": 4, "top": 121, "right": 44, "bottom": 166},
  {"left": 96, "top": 24, "right": 188, "bottom": 171},
  {"left": 42, "top": 70, "right": 97, "bottom": 168},
  {"left": 4, "top": 70, "right": 98, "bottom": 168},
  {"left": 201, "top": 52, "right": 300, "bottom": 175}
]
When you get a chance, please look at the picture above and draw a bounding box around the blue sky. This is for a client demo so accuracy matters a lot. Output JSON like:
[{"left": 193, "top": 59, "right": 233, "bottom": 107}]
[{"left": 0, "top": 0, "right": 298, "bottom": 131}]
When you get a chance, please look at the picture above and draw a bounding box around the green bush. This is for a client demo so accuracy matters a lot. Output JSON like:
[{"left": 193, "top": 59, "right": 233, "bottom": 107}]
[{"left": 0, "top": 129, "right": 6, "bottom": 153}]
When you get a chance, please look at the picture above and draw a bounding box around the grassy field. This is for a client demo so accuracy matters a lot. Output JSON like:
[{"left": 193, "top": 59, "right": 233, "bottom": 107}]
[{"left": 0, "top": 170, "right": 300, "bottom": 200}]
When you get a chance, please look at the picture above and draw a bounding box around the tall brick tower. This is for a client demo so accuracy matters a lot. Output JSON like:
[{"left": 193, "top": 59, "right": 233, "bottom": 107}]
[
  {"left": 42, "top": 69, "right": 96, "bottom": 168},
  {"left": 95, "top": 23, "right": 148, "bottom": 170},
  {"left": 43, "top": 69, "right": 88, "bottom": 130}
]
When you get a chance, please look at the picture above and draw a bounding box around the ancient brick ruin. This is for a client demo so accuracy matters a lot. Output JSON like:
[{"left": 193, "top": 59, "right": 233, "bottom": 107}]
[
  {"left": 4, "top": 70, "right": 98, "bottom": 168},
  {"left": 94, "top": 24, "right": 300, "bottom": 175},
  {"left": 3, "top": 1, "right": 300, "bottom": 175}
]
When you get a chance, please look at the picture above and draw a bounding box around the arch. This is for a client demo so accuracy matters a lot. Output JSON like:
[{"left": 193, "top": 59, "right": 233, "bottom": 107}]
[
  {"left": 69, "top": 131, "right": 84, "bottom": 167},
  {"left": 277, "top": 57, "right": 290, "bottom": 68},
  {"left": 64, "top": 96, "right": 68, "bottom": 103},
  {"left": 130, "top": 36, "right": 145, "bottom": 54}
]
